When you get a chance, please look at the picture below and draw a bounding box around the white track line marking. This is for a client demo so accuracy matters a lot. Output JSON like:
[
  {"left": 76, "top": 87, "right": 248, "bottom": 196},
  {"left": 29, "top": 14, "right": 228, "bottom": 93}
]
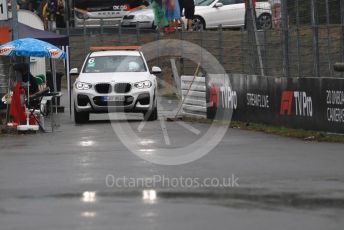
[
  {"left": 176, "top": 121, "right": 201, "bottom": 135},
  {"left": 137, "top": 120, "right": 146, "bottom": 132},
  {"left": 159, "top": 117, "right": 171, "bottom": 145}
]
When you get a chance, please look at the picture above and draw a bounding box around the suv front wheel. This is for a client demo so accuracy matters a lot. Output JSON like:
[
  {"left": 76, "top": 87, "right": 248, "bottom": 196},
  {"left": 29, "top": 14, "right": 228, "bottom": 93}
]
[
  {"left": 143, "top": 106, "right": 158, "bottom": 121},
  {"left": 74, "top": 105, "right": 90, "bottom": 124}
]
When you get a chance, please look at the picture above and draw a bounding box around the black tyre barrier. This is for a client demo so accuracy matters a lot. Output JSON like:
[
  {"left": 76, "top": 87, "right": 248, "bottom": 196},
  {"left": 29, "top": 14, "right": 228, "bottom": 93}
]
[{"left": 206, "top": 74, "right": 344, "bottom": 134}]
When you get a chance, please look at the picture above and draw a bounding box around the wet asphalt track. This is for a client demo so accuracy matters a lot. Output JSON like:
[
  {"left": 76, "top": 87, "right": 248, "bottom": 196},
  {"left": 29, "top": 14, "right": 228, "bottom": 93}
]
[{"left": 0, "top": 94, "right": 344, "bottom": 230}]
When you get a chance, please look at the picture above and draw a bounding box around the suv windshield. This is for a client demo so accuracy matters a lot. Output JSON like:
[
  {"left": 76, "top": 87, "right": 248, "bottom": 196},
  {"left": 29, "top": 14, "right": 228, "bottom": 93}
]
[
  {"left": 195, "top": 0, "right": 215, "bottom": 6},
  {"left": 83, "top": 55, "right": 147, "bottom": 73}
]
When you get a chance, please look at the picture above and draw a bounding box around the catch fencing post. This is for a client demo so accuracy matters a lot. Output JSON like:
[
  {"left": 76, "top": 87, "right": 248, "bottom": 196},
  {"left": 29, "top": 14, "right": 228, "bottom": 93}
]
[
  {"left": 281, "top": 0, "right": 289, "bottom": 77},
  {"left": 246, "top": 1, "right": 255, "bottom": 74},
  {"left": 325, "top": 0, "right": 333, "bottom": 78},
  {"left": 310, "top": 0, "right": 320, "bottom": 78},
  {"left": 136, "top": 21, "right": 140, "bottom": 44},
  {"left": 11, "top": 0, "right": 18, "bottom": 39},
  {"left": 83, "top": 18, "right": 87, "bottom": 56},
  {"left": 100, "top": 19, "right": 104, "bottom": 35},
  {"left": 341, "top": 0, "right": 344, "bottom": 69},
  {"left": 118, "top": 23, "right": 122, "bottom": 44},
  {"left": 156, "top": 29, "right": 160, "bottom": 69},
  {"left": 240, "top": 26, "right": 246, "bottom": 74},
  {"left": 218, "top": 24, "right": 224, "bottom": 66},
  {"left": 200, "top": 27, "right": 204, "bottom": 71},
  {"left": 295, "top": 0, "right": 301, "bottom": 78},
  {"left": 66, "top": 0, "right": 71, "bottom": 36},
  {"left": 263, "top": 29, "right": 267, "bottom": 75},
  {"left": 248, "top": 0, "right": 264, "bottom": 76},
  {"left": 180, "top": 28, "right": 185, "bottom": 75}
]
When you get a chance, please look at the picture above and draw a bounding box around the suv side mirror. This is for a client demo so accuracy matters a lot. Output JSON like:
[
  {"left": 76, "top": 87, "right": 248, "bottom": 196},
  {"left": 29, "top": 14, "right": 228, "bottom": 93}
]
[
  {"left": 214, "top": 2, "right": 223, "bottom": 8},
  {"left": 151, "top": 66, "right": 162, "bottom": 74},
  {"left": 70, "top": 68, "right": 79, "bottom": 75}
]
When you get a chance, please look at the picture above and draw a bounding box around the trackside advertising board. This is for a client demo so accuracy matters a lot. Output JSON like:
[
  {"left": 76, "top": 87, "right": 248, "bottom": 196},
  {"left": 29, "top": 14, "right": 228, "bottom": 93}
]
[
  {"left": 206, "top": 74, "right": 344, "bottom": 133},
  {"left": 0, "top": 0, "right": 8, "bottom": 21}
]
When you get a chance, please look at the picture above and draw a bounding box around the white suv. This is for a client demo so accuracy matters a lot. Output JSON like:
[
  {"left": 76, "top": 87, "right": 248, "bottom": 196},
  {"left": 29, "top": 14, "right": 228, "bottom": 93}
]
[
  {"left": 71, "top": 47, "right": 160, "bottom": 123},
  {"left": 192, "top": 0, "right": 272, "bottom": 31}
]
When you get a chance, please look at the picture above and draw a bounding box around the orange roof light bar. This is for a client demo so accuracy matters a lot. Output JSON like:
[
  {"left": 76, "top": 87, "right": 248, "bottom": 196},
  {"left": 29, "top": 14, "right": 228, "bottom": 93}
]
[{"left": 90, "top": 46, "right": 142, "bottom": 51}]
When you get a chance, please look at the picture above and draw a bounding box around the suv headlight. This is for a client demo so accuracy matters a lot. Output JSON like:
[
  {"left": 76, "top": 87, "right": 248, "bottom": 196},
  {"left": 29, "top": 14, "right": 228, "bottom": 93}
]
[
  {"left": 134, "top": 80, "right": 152, "bottom": 89},
  {"left": 75, "top": 11, "right": 89, "bottom": 20},
  {"left": 75, "top": 82, "right": 92, "bottom": 90}
]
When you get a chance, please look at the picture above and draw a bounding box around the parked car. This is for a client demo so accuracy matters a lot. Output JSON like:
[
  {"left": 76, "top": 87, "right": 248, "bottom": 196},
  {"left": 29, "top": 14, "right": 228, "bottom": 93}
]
[
  {"left": 71, "top": 47, "right": 161, "bottom": 123},
  {"left": 121, "top": 0, "right": 272, "bottom": 31},
  {"left": 121, "top": 6, "right": 155, "bottom": 29},
  {"left": 73, "top": 0, "right": 152, "bottom": 28},
  {"left": 73, "top": 0, "right": 130, "bottom": 28},
  {"left": 191, "top": 0, "right": 272, "bottom": 31}
]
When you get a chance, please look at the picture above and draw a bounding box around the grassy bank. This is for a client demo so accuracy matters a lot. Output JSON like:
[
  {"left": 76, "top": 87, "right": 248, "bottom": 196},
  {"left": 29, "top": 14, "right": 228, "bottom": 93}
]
[
  {"left": 182, "top": 117, "right": 344, "bottom": 143},
  {"left": 231, "top": 121, "right": 344, "bottom": 143}
]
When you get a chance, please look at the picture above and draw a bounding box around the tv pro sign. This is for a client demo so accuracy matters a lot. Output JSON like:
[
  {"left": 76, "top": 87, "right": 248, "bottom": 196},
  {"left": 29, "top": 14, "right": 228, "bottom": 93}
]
[
  {"left": 206, "top": 74, "right": 236, "bottom": 120},
  {"left": 280, "top": 91, "right": 313, "bottom": 117}
]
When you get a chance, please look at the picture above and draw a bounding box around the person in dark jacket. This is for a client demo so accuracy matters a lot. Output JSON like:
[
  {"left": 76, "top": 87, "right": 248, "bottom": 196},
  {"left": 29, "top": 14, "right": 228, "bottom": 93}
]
[
  {"left": 14, "top": 63, "right": 39, "bottom": 95},
  {"left": 22, "top": 68, "right": 39, "bottom": 96},
  {"left": 179, "top": 0, "right": 195, "bottom": 31}
]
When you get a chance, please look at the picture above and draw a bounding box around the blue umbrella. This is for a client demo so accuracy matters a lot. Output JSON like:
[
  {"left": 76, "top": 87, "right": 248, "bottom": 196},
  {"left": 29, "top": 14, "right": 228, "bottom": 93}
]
[{"left": 0, "top": 38, "right": 66, "bottom": 59}]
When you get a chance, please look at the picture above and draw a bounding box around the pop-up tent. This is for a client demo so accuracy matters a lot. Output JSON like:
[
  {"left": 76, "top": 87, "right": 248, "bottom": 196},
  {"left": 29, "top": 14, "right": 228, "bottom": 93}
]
[
  {"left": 17, "top": 23, "right": 71, "bottom": 116},
  {"left": 18, "top": 23, "right": 69, "bottom": 46}
]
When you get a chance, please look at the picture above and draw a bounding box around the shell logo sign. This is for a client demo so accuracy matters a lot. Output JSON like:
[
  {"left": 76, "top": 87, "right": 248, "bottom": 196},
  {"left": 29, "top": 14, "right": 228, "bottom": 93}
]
[
  {"left": 0, "top": 46, "right": 14, "bottom": 56},
  {"left": 48, "top": 48, "right": 64, "bottom": 59}
]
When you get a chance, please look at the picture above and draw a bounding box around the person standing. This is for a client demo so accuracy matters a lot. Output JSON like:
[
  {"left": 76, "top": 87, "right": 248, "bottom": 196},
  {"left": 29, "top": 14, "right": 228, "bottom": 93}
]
[
  {"left": 29, "top": 0, "right": 42, "bottom": 13},
  {"left": 14, "top": 63, "right": 39, "bottom": 95},
  {"left": 165, "top": 0, "right": 180, "bottom": 33},
  {"left": 18, "top": 0, "right": 30, "bottom": 10},
  {"left": 55, "top": 0, "right": 65, "bottom": 28},
  {"left": 179, "top": 0, "right": 195, "bottom": 31},
  {"left": 45, "top": 0, "right": 57, "bottom": 31},
  {"left": 269, "top": 0, "right": 281, "bottom": 30},
  {"left": 152, "top": 0, "right": 168, "bottom": 33}
]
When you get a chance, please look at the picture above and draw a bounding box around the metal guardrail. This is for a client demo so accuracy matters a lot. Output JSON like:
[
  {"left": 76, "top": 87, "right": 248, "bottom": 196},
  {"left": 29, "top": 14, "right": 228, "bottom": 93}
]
[{"left": 180, "top": 75, "right": 206, "bottom": 118}]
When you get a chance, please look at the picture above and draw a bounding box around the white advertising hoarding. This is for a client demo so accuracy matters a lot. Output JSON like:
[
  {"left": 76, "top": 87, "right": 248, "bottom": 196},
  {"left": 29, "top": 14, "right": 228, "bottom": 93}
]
[{"left": 0, "top": 0, "right": 8, "bottom": 21}]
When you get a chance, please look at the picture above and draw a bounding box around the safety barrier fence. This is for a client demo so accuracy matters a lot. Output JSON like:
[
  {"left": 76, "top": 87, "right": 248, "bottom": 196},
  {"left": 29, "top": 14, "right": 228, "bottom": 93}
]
[
  {"left": 180, "top": 75, "right": 206, "bottom": 118},
  {"left": 57, "top": 0, "right": 344, "bottom": 80}
]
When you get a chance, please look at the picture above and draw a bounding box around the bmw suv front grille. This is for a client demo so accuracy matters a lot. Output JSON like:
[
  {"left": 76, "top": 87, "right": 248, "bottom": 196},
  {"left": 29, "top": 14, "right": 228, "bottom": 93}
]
[
  {"left": 123, "top": 15, "right": 134, "bottom": 20},
  {"left": 114, "top": 83, "right": 131, "bottom": 93},
  {"left": 95, "top": 83, "right": 112, "bottom": 94}
]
